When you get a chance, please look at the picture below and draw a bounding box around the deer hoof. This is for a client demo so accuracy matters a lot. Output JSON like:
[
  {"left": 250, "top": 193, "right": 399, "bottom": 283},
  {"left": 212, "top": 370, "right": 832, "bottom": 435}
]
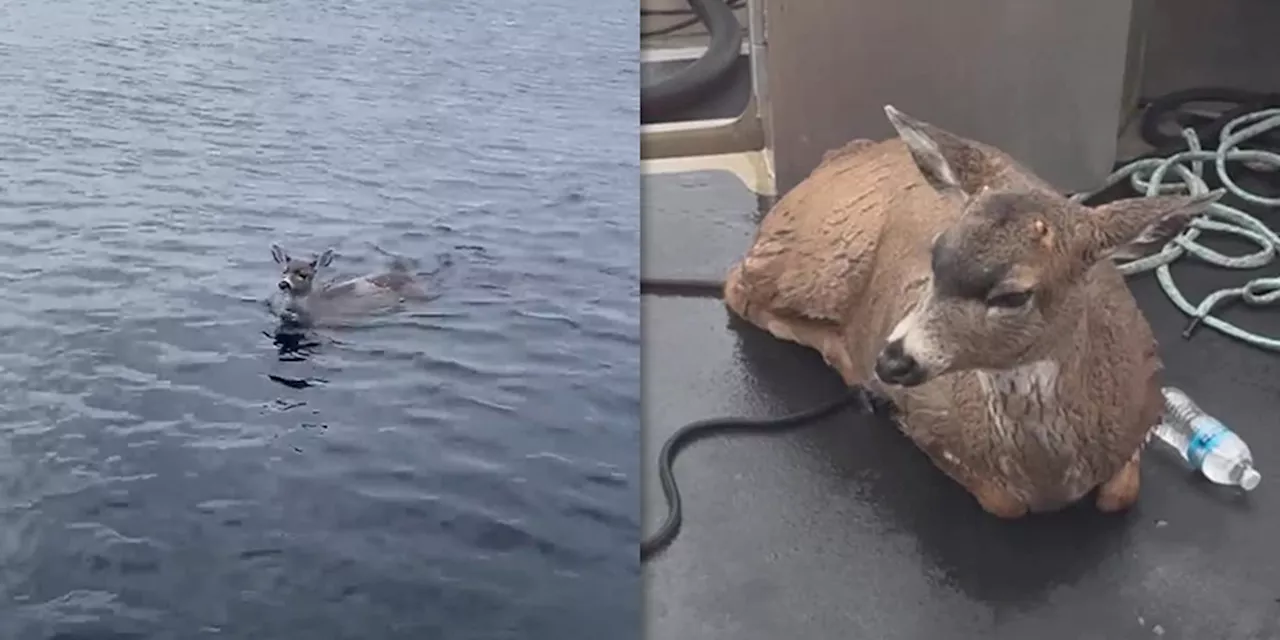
[
  {"left": 1096, "top": 452, "right": 1142, "bottom": 513},
  {"left": 972, "top": 483, "right": 1028, "bottom": 519}
]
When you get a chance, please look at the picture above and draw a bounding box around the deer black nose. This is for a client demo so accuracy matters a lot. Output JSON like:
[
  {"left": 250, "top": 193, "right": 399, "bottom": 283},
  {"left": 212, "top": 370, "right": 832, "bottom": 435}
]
[
  {"left": 278, "top": 281, "right": 291, "bottom": 291},
  {"left": 875, "top": 338, "right": 926, "bottom": 387}
]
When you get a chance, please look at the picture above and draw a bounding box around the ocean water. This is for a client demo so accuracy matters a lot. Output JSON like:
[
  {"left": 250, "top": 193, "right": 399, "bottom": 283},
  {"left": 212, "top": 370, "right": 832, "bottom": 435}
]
[{"left": 0, "top": 0, "right": 639, "bottom": 638}]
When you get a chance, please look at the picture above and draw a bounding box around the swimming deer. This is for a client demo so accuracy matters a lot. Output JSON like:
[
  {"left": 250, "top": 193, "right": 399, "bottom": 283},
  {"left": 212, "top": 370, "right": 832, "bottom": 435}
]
[
  {"left": 270, "top": 244, "right": 427, "bottom": 326},
  {"left": 723, "top": 106, "right": 1221, "bottom": 517}
]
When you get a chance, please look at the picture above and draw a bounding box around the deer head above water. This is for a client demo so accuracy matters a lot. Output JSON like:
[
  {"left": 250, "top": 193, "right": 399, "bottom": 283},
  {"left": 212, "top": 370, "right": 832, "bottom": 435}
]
[
  {"left": 724, "top": 106, "right": 1221, "bottom": 518},
  {"left": 269, "top": 243, "right": 427, "bottom": 327}
]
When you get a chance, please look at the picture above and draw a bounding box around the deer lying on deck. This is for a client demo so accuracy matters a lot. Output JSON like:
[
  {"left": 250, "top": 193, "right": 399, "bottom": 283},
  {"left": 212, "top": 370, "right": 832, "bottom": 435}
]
[{"left": 723, "top": 106, "right": 1221, "bottom": 517}]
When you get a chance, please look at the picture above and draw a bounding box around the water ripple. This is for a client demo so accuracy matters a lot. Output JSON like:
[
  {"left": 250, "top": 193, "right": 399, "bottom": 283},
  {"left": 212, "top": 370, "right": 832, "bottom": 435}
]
[{"left": 0, "top": 0, "right": 638, "bottom": 637}]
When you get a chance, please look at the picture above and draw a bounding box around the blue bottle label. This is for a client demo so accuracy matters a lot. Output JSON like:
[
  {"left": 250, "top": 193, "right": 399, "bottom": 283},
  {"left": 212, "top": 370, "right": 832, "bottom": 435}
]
[{"left": 1186, "top": 417, "right": 1228, "bottom": 468}]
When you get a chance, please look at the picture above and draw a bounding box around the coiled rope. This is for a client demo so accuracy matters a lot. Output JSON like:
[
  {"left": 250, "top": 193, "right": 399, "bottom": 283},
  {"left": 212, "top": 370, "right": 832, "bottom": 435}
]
[{"left": 1071, "top": 108, "right": 1280, "bottom": 350}]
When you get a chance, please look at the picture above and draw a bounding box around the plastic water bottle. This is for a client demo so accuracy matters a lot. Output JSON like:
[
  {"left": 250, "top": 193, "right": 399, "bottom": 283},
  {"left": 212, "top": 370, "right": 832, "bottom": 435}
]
[{"left": 1151, "top": 387, "right": 1261, "bottom": 491}]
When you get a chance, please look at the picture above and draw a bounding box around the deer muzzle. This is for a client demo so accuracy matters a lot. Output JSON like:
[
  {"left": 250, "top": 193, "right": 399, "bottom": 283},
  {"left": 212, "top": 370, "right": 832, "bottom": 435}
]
[{"left": 875, "top": 338, "right": 927, "bottom": 387}]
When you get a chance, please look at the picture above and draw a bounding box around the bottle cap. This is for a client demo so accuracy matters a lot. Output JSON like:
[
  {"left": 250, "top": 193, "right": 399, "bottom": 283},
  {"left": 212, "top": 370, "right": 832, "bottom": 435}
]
[{"left": 1240, "top": 465, "right": 1262, "bottom": 491}]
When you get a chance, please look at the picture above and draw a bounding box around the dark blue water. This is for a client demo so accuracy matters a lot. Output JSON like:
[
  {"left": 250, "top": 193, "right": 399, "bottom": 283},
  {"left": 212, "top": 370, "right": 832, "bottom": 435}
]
[{"left": 0, "top": 1, "right": 639, "bottom": 638}]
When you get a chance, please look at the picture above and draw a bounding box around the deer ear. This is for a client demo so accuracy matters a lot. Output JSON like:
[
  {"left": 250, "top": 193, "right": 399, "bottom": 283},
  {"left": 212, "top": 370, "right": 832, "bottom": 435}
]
[
  {"left": 884, "top": 105, "right": 986, "bottom": 196},
  {"left": 313, "top": 248, "right": 335, "bottom": 268},
  {"left": 271, "top": 244, "right": 288, "bottom": 264},
  {"left": 1079, "top": 190, "right": 1223, "bottom": 262}
]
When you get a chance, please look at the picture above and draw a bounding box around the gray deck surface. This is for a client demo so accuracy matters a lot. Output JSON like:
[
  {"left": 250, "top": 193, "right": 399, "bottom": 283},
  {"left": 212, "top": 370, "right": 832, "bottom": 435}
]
[{"left": 642, "top": 169, "right": 1280, "bottom": 640}]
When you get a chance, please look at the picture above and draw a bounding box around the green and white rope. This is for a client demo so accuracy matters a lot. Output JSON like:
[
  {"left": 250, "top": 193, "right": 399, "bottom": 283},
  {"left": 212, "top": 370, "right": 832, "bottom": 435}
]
[{"left": 1070, "top": 108, "right": 1280, "bottom": 351}]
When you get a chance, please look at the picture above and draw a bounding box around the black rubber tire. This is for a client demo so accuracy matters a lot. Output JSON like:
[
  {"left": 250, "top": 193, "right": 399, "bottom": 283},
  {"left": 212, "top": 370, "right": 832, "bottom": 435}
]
[{"left": 639, "top": 0, "right": 744, "bottom": 122}]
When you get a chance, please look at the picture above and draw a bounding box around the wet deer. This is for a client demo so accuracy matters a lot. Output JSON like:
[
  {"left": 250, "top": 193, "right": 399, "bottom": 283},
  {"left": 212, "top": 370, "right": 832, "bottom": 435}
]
[
  {"left": 270, "top": 244, "right": 427, "bottom": 326},
  {"left": 724, "top": 106, "right": 1221, "bottom": 517}
]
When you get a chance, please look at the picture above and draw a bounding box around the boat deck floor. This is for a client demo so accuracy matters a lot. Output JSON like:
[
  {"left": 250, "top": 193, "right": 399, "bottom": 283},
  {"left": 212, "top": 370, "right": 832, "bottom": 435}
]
[{"left": 641, "top": 166, "right": 1280, "bottom": 640}]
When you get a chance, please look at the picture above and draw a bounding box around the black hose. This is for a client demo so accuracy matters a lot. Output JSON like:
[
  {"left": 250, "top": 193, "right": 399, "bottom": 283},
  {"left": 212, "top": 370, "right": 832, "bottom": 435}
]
[
  {"left": 638, "top": 277, "right": 725, "bottom": 297},
  {"left": 640, "top": 0, "right": 745, "bottom": 122},
  {"left": 1081, "top": 87, "right": 1280, "bottom": 206},
  {"left": 1135, "top": 87, "right": 1280, "bottom": 153},
  {"left": 645, "top": 0, "right": 747, "bottom": 20},
  {"left": 638, "top": 275, "right": 898, "bottom": 561},
  {"left": 641, "top": 385, "right": 889, "bottom": 562}
]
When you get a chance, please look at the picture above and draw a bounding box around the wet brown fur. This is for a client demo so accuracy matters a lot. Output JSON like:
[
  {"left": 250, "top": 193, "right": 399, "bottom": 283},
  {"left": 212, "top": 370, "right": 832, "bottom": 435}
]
[{"left": 723, "top": 107, "right": 1220, "bottom": 517}]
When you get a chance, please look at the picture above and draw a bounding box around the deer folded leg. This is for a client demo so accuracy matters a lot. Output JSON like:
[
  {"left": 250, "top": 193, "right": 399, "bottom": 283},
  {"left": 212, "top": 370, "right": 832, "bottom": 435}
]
[
  {"left": 722, "top": 262, "right": 754, "bottom": 320},
  {"left": 916, "top": 442, "right": 1029, "bottom": 519},
  {"left": 972, "top": 482, "right": 1030, "bottom": 519},
  {"left": 724, "top": 263, "right": 862, "bottom": 385},
  {"left": 1095, "top": 450, "right": 1142, "bottom": 513}
]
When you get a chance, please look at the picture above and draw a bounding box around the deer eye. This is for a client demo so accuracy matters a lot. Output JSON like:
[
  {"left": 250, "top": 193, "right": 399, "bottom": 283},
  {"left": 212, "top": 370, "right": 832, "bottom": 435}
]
[{"left": 987, "top": 290, "right": 1032, "bottom": 309}]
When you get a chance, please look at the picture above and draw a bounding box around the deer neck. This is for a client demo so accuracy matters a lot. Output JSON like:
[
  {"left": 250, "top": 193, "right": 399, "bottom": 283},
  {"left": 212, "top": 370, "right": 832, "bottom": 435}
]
[
  {"left": 974, "top": 359, "right": 1060, "bottom": 406},
  {"left": 973, "top": 309, "right": 1089, "bottom": 417}
]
